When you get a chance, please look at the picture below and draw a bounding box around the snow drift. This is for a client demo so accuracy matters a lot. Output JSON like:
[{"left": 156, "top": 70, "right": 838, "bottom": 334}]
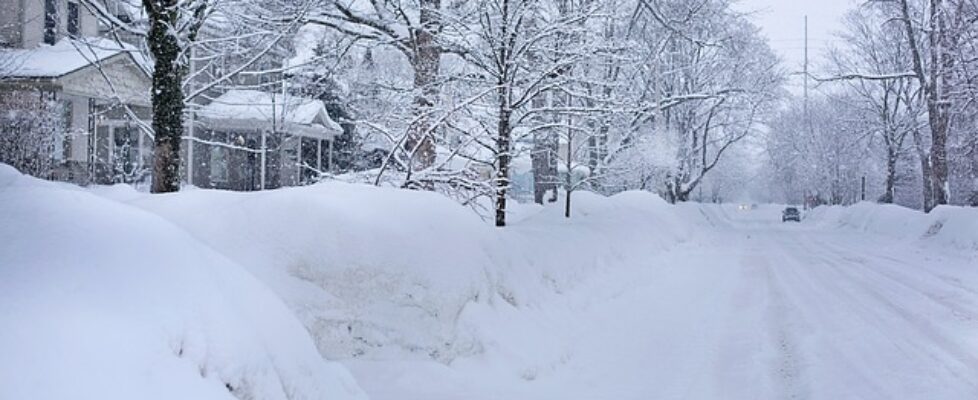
[
  {"left": 0, "top": 165, "right": 365, "bottom": 400},
  {"left": 105, "top": 184, "right": 697, "bottom": 398},
  {"left": 93, "top": 182, "right": 696, "bottom": 368},
  {"left": 804, "top": 202, "right": 978, "bottom": 251}
]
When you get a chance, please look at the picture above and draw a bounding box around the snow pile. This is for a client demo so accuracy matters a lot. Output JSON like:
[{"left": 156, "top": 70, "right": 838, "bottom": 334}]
[
  {"left": 116, "top": 182, "right": 498, "bottom": 363},
  {"left": 0, "top": 165, "right": 365, "bottom": 400},
  {"left": 805, "top": 202, "right": 978, "bottom": 251},
  {"left": 89, "top": 182, "right": 696, "bottom": 375},
  {"left": 927, "top": 206, "right": 978, "bottom": 250}
]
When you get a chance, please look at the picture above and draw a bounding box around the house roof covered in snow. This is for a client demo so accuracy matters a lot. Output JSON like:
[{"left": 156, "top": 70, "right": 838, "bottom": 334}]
[
  {"left": 196, "top": 90, "right": 342, "bottom": 140},
  {"left": 0, "top": 37, "right": 150, "bottom": 79}
]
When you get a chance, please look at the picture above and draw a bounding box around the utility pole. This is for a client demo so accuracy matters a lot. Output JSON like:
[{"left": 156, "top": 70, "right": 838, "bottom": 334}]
[{"left": 804, "top": 15, "right": 810, "bottom": 134}]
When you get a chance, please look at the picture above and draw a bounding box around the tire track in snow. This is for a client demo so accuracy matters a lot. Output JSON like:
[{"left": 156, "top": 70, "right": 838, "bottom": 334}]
[
  {"left": 762, "top": 227, "right": 978, "bottom": 398},
  {"left": 753, "top": 250, "right": 810, "bottom": 400},
  {"left": 814, "top": 237, "right": 978, "bottom": 322},
  {"left": 795, "top": 234, "right": 978, "bottom": 392},
  {"left": 754, "top": 227, "right": 897, "bottom": 398},
  {"left": 712, "top": 255, "right": 766, "bottom": 397}
]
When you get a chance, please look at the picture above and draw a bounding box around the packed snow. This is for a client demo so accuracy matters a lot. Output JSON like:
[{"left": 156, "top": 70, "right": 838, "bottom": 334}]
[
  {"left": 2, "top": 165, "right": 977, "bottom": 399},
  {"left": 0, "top": 165, "right": 365, "bottom": 400}
]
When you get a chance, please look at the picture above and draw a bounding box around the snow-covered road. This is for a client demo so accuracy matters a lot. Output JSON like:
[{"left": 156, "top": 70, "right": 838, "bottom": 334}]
[
  {"left": 348, "top": 207, "right": 978, "bottom": 400},
  {"left": 694, "top": 212, "right": 978, "bottom": 399}
]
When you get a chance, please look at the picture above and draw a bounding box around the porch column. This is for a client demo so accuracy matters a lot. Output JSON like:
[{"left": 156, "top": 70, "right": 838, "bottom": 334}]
[
  {"left": 87, "top": 99, "right": 96, "bottom": 181},
  {"left": 327, "top": 138, "right": 334, "bottom": 173},
  {"left": 137, "top": 128, "right": 144, "bottom": 169},
  {"left": 260, "top": 131, "right": 267, "bottom": 190},
  {"left": 317, "top": 139, "right": 322, "bottom": 172},
  {"left": 187, "top": 113, "right": 195, "bottom": 186},
  {"left": 108, "top": 126, "right": 115, "bottom": 166}
]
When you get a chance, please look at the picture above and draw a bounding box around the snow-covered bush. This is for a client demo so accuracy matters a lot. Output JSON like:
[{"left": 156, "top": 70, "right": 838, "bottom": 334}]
[{"left": 0, "top": 90, "right": 63, "bottom": 177}]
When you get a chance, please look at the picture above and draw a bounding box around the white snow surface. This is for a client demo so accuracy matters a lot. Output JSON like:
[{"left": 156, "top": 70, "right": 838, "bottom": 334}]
[
  {"left": 198, "top": 90, "right": 343, "bottom": 134},
  {"left": 3, "top": 164, "right": 978, "bottom": 399},
  {"left": 0, "top": 37, "right": 149, "bottom": 78},
  {"left": 805, "top": 202, "right": 978, "bottom": 251},
  {"left": 0, "top": 165, "right": 365, "bottom": 400}
]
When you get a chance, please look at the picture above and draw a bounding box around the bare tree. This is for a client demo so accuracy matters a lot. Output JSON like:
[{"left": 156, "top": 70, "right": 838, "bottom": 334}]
[
  {"left": 765, "top": 96, "right": 876, "bottom": 206},
  {"left": 305, "top": 0, "right": 451, "bottom": 179},
  {"left": 639, "top": 0, "right": 783, "bottom": 203},
  {"left": 827, "top": 8, "right": 923, "bottom": 204},
  {"left": 890, "top": 0, "right": 970, "bottom": 209},
  {"left": 447, "top": 0, "right": 596, "bottom": 225}
]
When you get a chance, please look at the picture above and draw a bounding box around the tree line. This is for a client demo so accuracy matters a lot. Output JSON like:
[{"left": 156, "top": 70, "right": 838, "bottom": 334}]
[
  {"left": 765, "top": 0, "right": 978, "bottom": 211},
  {"left": 69, "top": 0, "right": 978, "bottom": 225}
]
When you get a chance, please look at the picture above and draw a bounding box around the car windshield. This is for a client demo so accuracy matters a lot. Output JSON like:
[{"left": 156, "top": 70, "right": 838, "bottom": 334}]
[{"left": 785, "top": 208, "right": 799, "bottom": 213}]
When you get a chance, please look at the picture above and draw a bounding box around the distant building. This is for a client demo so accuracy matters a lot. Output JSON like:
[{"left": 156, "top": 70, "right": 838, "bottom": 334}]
[
  {"left": 192, "top": 90, "right": 342, "bottom": 190},
  {"left": 0, "top": 0, "right": 153, "bottom": 184},
  {"left": 0, "top": 0, "right": 342, "bottom": 190}
]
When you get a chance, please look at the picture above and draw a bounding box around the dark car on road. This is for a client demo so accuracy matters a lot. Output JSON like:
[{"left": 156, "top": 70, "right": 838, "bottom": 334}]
[{"left": 782, "top": 207, "right": 801, "bottom": 222}]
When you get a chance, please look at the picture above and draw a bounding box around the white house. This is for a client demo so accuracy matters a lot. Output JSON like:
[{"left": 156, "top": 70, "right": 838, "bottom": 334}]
[
  {"left": 1, "top": 0, "right": 153, "bottom": 184},
  {"left": 1, "top": 0, "right": 343, "bottom": 190},
  {"left": 190, "top": 89, "right": 342, "bottom": 190}
]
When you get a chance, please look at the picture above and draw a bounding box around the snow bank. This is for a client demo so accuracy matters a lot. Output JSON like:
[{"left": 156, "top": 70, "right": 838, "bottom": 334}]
[
  {"left": 109, "top": 182, "right": 498, "bottom": 363},
  {"left": 90, "top": 182, "right": 696, "bottom": 379},
  {"left": 7, "top": 164, "right": 712, "bottom": 397},
  {"left": 0, "top": 165, "right": 365, "bottom": 400},
  {"left": 805, "top": 202, "right": 978, "bottom": 251},
  {"left": 928, "top": 206, "right": 978, "bottom": 250}
]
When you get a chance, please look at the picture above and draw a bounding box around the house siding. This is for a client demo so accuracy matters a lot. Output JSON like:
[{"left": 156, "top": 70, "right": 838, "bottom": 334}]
[
  {"left": 0, "top": 0, "right": 99, "bottom": 48},
  {"left": 58, "top": 55, "right": 150, "bottom": 106},
  {"left": 20, "top": 0, "right": 43, "bottom": 48},
  {"left": 0, "top": 0, "right": 21, "bottom": 47}
]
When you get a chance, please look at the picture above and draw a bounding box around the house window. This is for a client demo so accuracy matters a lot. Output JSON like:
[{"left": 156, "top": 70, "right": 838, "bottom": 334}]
[
  {"left": 68, "top": 2, "right": 80, "bottom": 37},
  {"left": 44, "top": 0, "right": 58, "bottom": 45}
]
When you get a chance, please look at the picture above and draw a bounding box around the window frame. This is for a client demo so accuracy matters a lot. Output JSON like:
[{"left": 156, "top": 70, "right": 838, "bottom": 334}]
[
  {"left": 67, "top": 2, "right": 81, "bottom": 37},
  {"left": 43, "top": 0, "right": 58, "bottom": 45}
]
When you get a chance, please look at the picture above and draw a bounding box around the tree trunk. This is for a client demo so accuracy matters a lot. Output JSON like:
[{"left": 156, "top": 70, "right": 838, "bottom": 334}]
[
  {"left": 565, "top": 188, "right": 571, "bottom": 218},
  {"left": 532, "top": 131, "right": 558, "bottom": 204},
  {"left": 495, "top": 88, "right": 512, "bottom": 227},
  {"left": 148, "top": 7, "right": 185, "bottom": 193},
  {"left": 881, "top": 148, "right": 898, "bottom": 203},
  {"left": 530, "top": 73, "right": 559, "bottom": 204},
  {"left": 928, "top": 96, "right": 951, "bottom": 208},
  {"left": 912, "top": 128, "right": 934, "bottom": 210},
  {"left": 404, "top": 0, "right": 441, "bottom": 177},
  {"left": 675, "top": 184, "right": 690, "bottom": 202},
  {"left": 900, "top": 0, "right": 952, "bottom": 210},
  {"left": 565, "top": 116, "right": 573, "bottom": 218},
  {"left": 928, "top": 0, "right": 954, "bottom": 209}
]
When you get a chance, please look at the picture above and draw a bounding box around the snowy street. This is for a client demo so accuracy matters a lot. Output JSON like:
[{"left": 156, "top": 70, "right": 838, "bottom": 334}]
[{"left": 346, "top": 207, "right": 978, "bottom": 400}]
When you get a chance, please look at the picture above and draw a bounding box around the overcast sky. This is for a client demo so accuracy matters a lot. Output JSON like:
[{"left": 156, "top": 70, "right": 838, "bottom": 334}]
[{"left": 733, "top": 0, "right": 858, "bottom": 92}]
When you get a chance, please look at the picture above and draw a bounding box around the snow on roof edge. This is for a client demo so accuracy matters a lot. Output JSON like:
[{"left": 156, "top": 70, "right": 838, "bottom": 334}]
[{"left": 0, "top": 37, "right": 151, "bottom": 79}]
